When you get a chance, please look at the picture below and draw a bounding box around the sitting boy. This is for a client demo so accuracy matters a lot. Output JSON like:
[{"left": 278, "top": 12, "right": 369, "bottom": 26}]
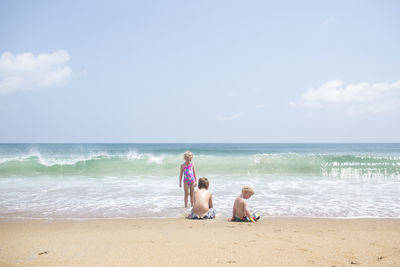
[
  {"left": 230, "top": 185, "right": 260, "bottom": 222},
  {"left": 188, "top": 177, "right": 216, "bottom": 219}
]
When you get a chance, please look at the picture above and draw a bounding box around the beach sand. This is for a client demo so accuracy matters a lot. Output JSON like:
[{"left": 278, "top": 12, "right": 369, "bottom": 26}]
[{"left": 1, "top": 218, "right": 399, "bottom": 266}]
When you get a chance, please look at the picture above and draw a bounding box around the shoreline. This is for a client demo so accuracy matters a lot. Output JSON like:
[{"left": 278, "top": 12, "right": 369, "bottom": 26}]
[
  {"left": 1, "top": 217, "right": 399, "bottom": 266},
  {"left": 1, "top": 215, "right": 400, "bottom": 221}
]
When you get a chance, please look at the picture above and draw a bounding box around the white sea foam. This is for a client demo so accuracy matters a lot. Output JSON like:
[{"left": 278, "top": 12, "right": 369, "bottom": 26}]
[
  {"left": 0, "top": 175, "right": 399, "bottom": 219},
  {"left": 0, "top": 152, "right": 110, "bottom": 166},
  {"left": 147, "top": 154, "right": 165, "bottom": 164},
  {"left": 1, "top": 144, "right": 400, "bottom": 219},
  {"left": 0, "top": 151, "right": 169, "bottom": 166}
]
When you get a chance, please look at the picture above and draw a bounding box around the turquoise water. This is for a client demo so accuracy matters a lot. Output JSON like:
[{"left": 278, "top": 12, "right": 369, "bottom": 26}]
[{"left": 0, "top": 143, "right": 399, "bottom": 219}]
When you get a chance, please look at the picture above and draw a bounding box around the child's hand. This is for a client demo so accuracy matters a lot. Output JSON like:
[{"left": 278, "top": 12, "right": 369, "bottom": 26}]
[
  {"left": 194, "top": 182, "right": 197, "bottom": 187},
  {"left": 179, "top": 183, "right": 182, "bottom": 188}
]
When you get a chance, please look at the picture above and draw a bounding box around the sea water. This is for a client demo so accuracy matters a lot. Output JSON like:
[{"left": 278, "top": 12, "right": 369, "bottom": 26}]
[{"left": 0, "top": 143, "right": 399, "bottom": 219}]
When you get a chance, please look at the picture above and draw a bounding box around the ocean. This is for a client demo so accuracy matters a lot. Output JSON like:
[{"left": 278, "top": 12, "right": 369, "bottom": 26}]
[{"left": 0, "top": 143, "right": 399, "bottom": 219}]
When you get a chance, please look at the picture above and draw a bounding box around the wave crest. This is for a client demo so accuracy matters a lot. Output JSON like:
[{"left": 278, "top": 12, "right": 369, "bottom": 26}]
[{"left": 0, "top": 152, "right": 399, "bottom": 179}]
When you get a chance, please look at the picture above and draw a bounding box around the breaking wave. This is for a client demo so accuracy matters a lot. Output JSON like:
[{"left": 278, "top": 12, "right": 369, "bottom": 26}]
[{"left": 0, "top": 152, "right": 399, "bottom": 179}]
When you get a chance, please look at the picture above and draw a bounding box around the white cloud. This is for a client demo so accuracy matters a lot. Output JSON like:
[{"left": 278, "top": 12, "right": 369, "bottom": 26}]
[
  {"left": 292, "top": 80, "right": 400, "bottom": 115},
  {"left": 0, "top": 50, "right": 72, "bottom": 95},
  {"left": 216, "top": 112, "right": 242, "bottom": 121}
]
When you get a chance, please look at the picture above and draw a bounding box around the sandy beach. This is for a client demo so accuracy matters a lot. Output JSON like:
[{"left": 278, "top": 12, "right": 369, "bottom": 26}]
[{"left": 1, "top": 217, "right": 399, "bottom": 266}]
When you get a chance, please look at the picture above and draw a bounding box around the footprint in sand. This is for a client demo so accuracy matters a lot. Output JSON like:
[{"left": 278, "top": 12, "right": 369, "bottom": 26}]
[
  {"left": 226, "top": 260, "right": 236, "bottom": 263},
  {"left": 377, "top": 256, "right": 386, "bottom": 261},
  {"left": 38, "top": 251, "right": 49, "bottom": 255}
]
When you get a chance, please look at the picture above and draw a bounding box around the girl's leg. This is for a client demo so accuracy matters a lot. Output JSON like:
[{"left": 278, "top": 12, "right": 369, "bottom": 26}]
[
  {"left": 189, "top": 183, "right": 195, "bottom": 207},
  {"left": 183, "top": 182, "right": 189, "bottom": 208}
]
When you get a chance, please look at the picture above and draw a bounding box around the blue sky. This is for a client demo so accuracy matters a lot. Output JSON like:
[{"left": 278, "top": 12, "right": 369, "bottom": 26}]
[{"left": 0, "top": 0, "right": 399, "bottom": 142}]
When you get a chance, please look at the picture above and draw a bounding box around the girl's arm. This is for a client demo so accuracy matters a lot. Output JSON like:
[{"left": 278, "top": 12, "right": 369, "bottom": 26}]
[
  {"left": 179, "top": 165, "right": 183, "bottom": 187},
  {"left": 209, "top": 193, "right": 213, "bottom": 208}
]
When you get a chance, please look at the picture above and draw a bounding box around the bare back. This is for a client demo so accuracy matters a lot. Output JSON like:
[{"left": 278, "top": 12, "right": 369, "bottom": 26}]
[
  {"left": 232, "top": 196, "right": 249, "bottom": 219},
  {"left": 192, "top": 189, "right": 213, "bottom": 216}
]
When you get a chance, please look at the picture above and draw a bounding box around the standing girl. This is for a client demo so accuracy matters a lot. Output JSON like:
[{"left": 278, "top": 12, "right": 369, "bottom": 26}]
[{"left": 179, "top": 151, "right": 197, "bottom": 207}]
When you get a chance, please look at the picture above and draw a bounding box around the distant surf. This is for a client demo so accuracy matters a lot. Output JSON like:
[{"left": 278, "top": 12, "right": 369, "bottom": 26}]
[{"left": 0, "top": 143, "right": 399, "bottom": 219}]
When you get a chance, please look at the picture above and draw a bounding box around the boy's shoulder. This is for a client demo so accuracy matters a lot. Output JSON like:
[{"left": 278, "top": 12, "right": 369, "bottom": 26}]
[
  {"left": 235, "top": 195, "right": 246, "bottom": 203},
  {"left": 198, "top": 188, "right": 210, "bottom": 192},
  {"left": 197, "top": 188, "right": 212, "bottom": 195}
]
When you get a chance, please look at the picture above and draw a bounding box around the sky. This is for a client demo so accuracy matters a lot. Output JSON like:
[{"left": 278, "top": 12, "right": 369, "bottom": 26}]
[{"left": 0, "top": 0, "right": 399, "bottom": 143}]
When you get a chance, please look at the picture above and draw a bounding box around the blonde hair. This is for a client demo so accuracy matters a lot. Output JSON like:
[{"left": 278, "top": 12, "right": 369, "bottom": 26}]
[
  {"left": 242, "top": 185, "right": 255, "bottom": 195},
  {"left": 184, "top": 151, "right": 193, "bottom": 160}
]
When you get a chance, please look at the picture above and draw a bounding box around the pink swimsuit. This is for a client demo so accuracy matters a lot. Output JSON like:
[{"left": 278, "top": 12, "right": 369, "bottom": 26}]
[{"left": 183, "top": 163, "right": 195, "bottom": 185}]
